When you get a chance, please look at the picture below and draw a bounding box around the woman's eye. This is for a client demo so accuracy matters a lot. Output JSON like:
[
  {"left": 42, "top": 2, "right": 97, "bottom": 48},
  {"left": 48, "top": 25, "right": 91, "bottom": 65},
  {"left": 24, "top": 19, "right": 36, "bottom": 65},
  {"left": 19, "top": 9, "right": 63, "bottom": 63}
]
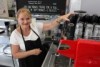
[
  {"left": 26, "top": 18, "right": 30, "bottom": 20},
  {"left": 21, "top": 18, "right": 24, "bottom": 20}
]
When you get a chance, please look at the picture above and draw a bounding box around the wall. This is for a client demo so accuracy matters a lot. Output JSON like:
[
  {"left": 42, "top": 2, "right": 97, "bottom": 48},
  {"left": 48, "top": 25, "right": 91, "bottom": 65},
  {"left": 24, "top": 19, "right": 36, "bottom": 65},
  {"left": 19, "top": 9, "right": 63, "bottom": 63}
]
[
  {"left": 0, "top": 0, "right": 8, "bottom": 17},
  {"left": 69, "top": 0, "right": 81, "bottom": 12},
  {"left": 69, "top": 0, "right": 100, "bottom": 15},
  {"left": 7, "top": 0, "right": 15, "bottom": 10},
  {"left": 81, "top": 0, "right": 100, "bottom": 15}
]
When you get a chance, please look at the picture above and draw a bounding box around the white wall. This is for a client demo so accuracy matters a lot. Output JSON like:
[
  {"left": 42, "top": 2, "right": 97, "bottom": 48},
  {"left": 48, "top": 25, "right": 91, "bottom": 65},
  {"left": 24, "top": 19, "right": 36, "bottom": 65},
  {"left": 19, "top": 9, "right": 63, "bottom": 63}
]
[
  {"left": 69, "top": 0, "right": 100, "bottom": 15},
  {"left": 81, "top": 0, "right": 100, "bottom": 15},
  {"left": 7, "top": 0, "right": 15, "bottom": 10},
  {"left": 69, "top": 0, "right": 81, "bottom": 12},
  {"left": 0, "top": 0, "right": 8, "bottom": 17}
]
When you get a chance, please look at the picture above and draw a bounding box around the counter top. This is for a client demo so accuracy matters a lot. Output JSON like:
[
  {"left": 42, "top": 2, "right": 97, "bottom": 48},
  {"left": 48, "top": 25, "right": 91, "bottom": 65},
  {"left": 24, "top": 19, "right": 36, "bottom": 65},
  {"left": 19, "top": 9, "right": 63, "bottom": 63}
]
[
  {"left": 42, "top": 42, "right": 72, "bottom": 67},
  {"left": 42, "top": 43, "right": 57, "bottom": 67}
]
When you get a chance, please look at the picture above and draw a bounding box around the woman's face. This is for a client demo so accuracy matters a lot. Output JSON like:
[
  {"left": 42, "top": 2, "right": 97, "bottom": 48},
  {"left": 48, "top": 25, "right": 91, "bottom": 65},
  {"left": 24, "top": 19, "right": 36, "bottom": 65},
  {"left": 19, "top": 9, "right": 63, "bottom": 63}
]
[{"left": 17, "top": 12, "right": 31, "bottom": 28}]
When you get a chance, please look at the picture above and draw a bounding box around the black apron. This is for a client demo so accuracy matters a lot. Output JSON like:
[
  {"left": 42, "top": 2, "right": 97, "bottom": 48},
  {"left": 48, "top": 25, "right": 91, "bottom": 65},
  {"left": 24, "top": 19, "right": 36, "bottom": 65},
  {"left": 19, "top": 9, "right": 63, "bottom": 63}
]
[{"left": 18, "top": 26, "right": 47, "bottom": 67}]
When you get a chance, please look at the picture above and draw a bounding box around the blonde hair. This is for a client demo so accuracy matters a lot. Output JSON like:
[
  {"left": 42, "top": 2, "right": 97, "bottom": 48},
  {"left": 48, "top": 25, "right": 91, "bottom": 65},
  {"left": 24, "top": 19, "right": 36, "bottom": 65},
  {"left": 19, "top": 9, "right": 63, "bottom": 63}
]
[{"left": 16, "top": 8, "right": 32, "bottom": 19}]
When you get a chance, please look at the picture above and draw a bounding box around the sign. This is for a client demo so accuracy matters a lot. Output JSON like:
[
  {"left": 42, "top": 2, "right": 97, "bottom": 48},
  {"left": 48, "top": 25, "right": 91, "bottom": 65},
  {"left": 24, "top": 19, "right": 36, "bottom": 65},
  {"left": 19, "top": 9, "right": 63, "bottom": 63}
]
[{"left": 16, "top": 0, "right": 67, "bottom": 15}]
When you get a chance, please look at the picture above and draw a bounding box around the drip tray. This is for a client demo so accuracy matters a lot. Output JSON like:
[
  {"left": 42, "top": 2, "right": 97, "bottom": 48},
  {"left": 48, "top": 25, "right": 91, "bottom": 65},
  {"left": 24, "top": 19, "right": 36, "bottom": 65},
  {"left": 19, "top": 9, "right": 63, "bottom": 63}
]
[
  {"left": 54, "top": 55, "right": 71, "bottom": 67},
  {"left": 42, "top": 43, "right": 74, "bottom": 67}
]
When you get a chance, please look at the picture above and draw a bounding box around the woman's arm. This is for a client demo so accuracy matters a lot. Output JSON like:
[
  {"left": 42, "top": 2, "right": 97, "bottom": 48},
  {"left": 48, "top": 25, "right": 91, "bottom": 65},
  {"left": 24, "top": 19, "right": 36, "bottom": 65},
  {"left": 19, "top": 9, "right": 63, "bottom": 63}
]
[
  {"left": 11, "top": 45, "right": 42, "bottom": 59},
  {"left": 42, "top": 13, "right": 73, "bottom": 31}
]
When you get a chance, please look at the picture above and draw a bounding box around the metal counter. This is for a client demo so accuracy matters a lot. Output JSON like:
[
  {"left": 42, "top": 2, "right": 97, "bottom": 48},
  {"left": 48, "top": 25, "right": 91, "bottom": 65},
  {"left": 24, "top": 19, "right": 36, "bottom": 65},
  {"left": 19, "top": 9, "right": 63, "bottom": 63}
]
[
  {"left": 42, "top": 43, "right": 57, "bottom": 67},
  {"left": 42, "top": 42, "right": 73, "bottom": 67}
]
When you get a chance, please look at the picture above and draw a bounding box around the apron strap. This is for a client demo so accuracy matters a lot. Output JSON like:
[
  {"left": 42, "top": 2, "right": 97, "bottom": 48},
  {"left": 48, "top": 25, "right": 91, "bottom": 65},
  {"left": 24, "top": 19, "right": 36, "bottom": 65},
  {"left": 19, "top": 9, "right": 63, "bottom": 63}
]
[
  {"left": 20, "top": 26, "right": 40, "bottom": 44},
  {"left": 20, "top": 26, "right": 26, "bottom": 45},
  {"left": 30, "top": 27, "right": 40, "bottom": 38},
  {"left": 20, "top": 26, "right": 25, "bottom": 44}
]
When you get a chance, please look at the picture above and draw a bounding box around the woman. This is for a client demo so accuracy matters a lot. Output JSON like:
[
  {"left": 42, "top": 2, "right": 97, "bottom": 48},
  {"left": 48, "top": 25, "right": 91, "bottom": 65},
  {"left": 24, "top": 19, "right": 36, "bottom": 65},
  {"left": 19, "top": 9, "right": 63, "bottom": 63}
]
[{"left": 10, "top": 8, "right": 73, "bottom": 67}]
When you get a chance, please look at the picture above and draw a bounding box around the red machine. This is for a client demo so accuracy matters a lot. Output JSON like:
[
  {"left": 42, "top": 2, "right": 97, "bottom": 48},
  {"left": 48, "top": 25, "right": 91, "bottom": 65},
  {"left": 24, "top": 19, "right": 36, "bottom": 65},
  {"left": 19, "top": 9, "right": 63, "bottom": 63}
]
[{"left": 57, "top": 39, "right": 100, "bottom": 67}]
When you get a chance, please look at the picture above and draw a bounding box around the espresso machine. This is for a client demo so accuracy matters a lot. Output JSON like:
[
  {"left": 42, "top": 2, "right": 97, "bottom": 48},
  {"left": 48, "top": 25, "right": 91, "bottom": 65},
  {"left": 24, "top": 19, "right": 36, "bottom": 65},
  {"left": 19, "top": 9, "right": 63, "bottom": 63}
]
[
  {"left": 63, "top": 14, "right": 79, "bottom": 40},
  {"left": 92, "top": 15, "right": 100, "bottom": 38},
  {"left": 74, "top": 10, "right": 86, "bottom": 39},
  {"left": 83, "top": 14, "right": 93, "bottom": 39}
]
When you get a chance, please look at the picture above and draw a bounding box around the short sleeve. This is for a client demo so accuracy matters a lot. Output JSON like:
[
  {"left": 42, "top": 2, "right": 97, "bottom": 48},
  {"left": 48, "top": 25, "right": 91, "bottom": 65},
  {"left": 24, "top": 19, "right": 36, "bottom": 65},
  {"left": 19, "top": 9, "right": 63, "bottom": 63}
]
[
  {"left": 30, "top": 19, "right": 45, "bottom": 41},
  {"left": 10, "top": 31, "right": 19, "bottom": 45},
  {"left": 36, "top": 23, "right": 46, "bottom": 41},
  {"left": 36, "top": 22, "right": 43, "bottom": 33},
  {"left": 30, "top": 19, "right": 43, "bottom": 34}
]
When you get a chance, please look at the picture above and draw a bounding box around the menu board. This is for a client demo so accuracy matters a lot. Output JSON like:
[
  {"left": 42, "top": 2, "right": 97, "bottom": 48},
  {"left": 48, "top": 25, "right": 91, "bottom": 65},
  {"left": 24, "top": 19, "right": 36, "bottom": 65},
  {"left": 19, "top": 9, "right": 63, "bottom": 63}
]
[{"left": 16, "top": 0, "right": 67, "bottom": 15}]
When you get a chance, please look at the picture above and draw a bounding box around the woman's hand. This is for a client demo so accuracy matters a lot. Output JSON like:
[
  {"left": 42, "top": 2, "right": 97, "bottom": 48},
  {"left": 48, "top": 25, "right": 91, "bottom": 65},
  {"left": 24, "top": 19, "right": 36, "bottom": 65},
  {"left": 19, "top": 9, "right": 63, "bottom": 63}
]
[
  {"left": 11, "top": 45, "right": 42, "bottom": 59},
  {"left": 43, "top": 13, "right": 74, "bottom": 31},
  {"left": 29, "top": 48, "right": 42, "bottom": 55},
  {"left": 57, "top": 13, "right": 75, "bottom": 23}
]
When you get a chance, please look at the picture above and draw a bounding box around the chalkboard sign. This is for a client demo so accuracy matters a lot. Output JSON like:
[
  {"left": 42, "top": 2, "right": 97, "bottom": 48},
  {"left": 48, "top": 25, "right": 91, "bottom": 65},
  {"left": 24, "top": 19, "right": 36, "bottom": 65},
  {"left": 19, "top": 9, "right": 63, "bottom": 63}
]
[{"left": 16, "top": 0, "right": 67, "bottom": 15}]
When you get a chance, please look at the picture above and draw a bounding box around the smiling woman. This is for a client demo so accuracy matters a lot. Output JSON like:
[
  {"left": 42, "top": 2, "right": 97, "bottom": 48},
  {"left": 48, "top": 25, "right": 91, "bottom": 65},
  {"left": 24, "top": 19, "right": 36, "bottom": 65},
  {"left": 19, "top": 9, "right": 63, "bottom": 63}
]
[{"left": 10, "top": 7, "right": 73, "bottom": 67}]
